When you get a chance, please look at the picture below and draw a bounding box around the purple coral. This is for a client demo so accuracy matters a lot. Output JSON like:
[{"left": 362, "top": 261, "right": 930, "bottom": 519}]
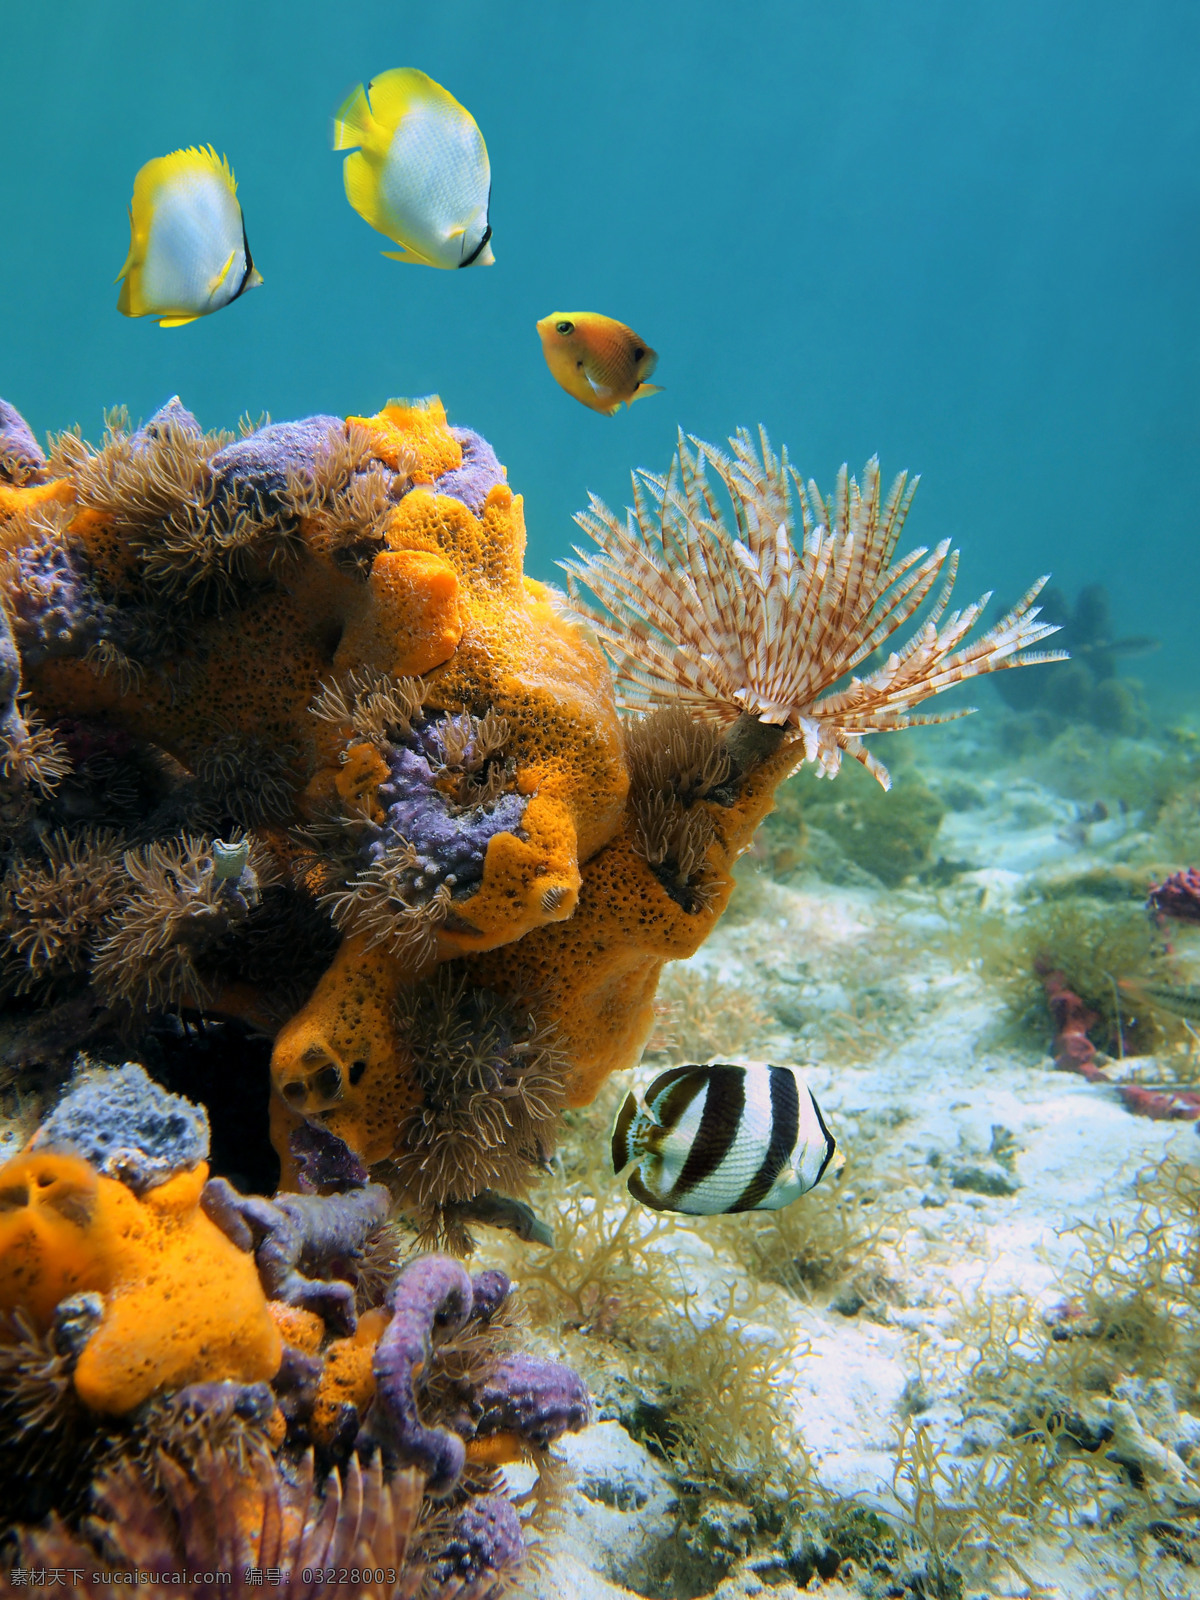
[
  {"left": 436, "top": 428, "right": 507, "bottom": 516},
  {"left": 132, "top": 396, "right": 202, "bottom": 448},
  {"left": 200, "top": 1177, "right": 390, "bottom": 1334},
  {"left": 476, "top": 1353, "right": 591, "bottom": 1447},
  {"left": 369, "top": 1255, "right": 475, "bottom": 1493},
  {"left": 368, "top": 717, "right": 527, "bottom": 901},
  {"left": 434, "top": 1495, "right": 525, "bottom": 1585},
  {"left": 366, "top": 1256, "right": 589, "bottom": 1495},
  {"left": 0, "top": 601, "right": 23, "bottom": 748},
  {"left": 210, "top": 416, "right": 344, "bottom": 505},
  {"left": 8, "top": 539, "right": 115, "bottom": 667},
  {"left": 1148, "top": 869, "right": 1200, "bottom": 923},
  {"left": 289, "top": 1119, "right": 369, "bottom": 1193},
  {"left": 0, "top": 399, "right": 47, "bottom": 484}
]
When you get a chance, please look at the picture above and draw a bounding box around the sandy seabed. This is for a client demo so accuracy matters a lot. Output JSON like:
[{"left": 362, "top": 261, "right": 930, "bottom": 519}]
[{"left": 499, "top": 721, "right": 1200, "bottom": 1600}]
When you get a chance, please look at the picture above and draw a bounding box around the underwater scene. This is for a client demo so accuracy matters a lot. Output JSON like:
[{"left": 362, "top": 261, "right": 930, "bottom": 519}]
[{"left": 2, "top": 3, "right": 1200, "bottom": 1597}]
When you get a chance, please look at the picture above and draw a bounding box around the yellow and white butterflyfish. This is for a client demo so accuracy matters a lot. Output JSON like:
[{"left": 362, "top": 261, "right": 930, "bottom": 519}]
[
  {"left": 332, "top": 68, "right": 494, "bottom": 269},
  {"left": 116, "top": 146, "right": 263, "bottom": 329}
]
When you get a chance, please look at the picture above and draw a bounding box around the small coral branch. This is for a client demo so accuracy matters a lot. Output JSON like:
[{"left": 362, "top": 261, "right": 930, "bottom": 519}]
[
  {"left": 1148, "top": 868, "right": 1200, "bottom": 923},
  {"left": 564, "top": 428, "right": 1065, "bottom": 787}
]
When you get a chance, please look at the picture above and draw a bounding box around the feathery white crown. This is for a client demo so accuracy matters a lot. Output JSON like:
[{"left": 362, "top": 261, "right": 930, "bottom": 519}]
[{"left": 562, "top": 428, "right": 1065, "bottom": 788}]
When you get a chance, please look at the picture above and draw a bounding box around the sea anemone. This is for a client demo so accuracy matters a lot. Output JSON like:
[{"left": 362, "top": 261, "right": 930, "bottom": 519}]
[
  {"left": 0, "top": 828, "right": 127, "bottom": 995},
  {"left": 277, "top": 421, "right": 402, "bottom": 572},
  {"left": 563, "top": 428, "right": 1064, "bottom": 788},
  {"left": 88, "top": 833, "right": 278, "bottom": 1012},
  {"left": 623, "top": 706, "right": 733, "bottom": 911},
  {"left": 390, "top": 969, "right": 566, "bottom": 1239},
  {"left": 310, "top": 667, "right": 428, "bottom": 746},
  {"left": 0, "top": 1305, "right": 104, "bottom": 1521},
  {"left": 192, "top": 719, "right": 302, "bottom": 826},
  {"left": 0, "top": 698, "right": 71, "bottom": 798}
]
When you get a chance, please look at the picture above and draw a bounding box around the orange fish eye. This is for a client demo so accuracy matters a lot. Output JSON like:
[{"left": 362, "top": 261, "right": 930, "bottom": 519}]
[{"left": 555, "top": 320, "right": 574, "bottom": 335}]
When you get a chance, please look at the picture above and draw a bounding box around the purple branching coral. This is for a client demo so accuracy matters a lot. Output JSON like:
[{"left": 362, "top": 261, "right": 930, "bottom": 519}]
[
  {"left": 365, "top": 1256, "right": 590, "bottom": 1495},
  {"left": 369, "top": 1256, "right": 475, "bottom": 1493},
  {"left": 201, "top": 1177, "right": 391, "bottom": 1334}
]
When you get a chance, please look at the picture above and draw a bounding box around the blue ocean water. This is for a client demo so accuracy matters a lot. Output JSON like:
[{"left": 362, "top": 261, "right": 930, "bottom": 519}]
[{"left": 3, "top": 0, "right": 1197, "bottom": 695}]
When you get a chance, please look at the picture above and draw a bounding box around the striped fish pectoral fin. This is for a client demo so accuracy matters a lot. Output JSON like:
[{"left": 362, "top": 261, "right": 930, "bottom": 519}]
[{"left": 626, "top": 1169, "right": 674, "bottom": 1212}]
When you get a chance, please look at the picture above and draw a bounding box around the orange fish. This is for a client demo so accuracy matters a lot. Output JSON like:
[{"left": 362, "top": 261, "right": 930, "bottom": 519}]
[{"left": 536, "top": 312, "right": 662, "bottom": 415}]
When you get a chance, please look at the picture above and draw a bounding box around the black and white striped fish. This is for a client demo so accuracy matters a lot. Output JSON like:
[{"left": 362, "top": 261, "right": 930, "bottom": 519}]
[{"left": 611, "top": 1061, "right": 838, "bottom": 1216}]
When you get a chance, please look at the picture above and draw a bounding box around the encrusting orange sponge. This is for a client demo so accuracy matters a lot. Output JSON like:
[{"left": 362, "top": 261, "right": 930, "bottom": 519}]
[{"left": 0, "top": 1148, "right": 281, "bottom": 1414}]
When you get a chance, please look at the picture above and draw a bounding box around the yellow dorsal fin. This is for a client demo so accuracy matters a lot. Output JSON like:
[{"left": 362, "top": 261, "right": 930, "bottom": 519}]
[
  {"left": 148, "top": 145, "right": 237, "bottom": 195},
  {"left": 362, "top": 67, "right": 459, "bottom": 132}
]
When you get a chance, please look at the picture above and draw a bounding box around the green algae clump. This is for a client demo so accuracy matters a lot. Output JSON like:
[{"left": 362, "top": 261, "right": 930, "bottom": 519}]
[{"left": 779, "top": 759, "right": 946, "bottom": 888}]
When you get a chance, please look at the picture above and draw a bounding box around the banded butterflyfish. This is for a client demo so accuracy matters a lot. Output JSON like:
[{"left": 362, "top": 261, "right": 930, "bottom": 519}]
[{"left": 611, "top": 1061, "right": 839, "bottom": 1216}]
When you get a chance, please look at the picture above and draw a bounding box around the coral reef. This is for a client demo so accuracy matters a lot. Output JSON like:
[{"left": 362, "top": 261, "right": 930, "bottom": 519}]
[
  {"left": 0, "top": 391, "right": 1055, "bottom": 1245},
  {"left": 365, "top": 1254, "right": 588, "bottom": 1490},
  {"left": 0, "top": 1072, "right": 586, "bottom": 1593},
  {"left": 0, "top": 387, "right": 1070, "bottom": 1588}
]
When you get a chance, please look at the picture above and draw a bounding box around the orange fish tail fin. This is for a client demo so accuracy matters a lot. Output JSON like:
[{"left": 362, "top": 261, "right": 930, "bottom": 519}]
[
  {"left": 332, "top": 82, "right": 372, "bottom": 150},
  {"left": 629, "top": 383, "right": 664, "bottom": 406}
]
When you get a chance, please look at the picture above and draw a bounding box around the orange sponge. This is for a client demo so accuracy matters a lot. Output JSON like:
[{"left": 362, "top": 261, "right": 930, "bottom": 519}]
[
  {"left": 0, "top": 1149, "right": 281, "bottom": 1414},
  {"left": 309, "top": 1306, "right": 390, "bottom": 1447}
]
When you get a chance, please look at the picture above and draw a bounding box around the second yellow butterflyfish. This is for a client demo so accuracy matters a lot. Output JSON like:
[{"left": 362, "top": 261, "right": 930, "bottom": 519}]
[
  {"left": 116, "top": 147, "right": 262, "bottom": 329},
  {"left": 332, "top": 68, "right": 494, "bottom": 269}
]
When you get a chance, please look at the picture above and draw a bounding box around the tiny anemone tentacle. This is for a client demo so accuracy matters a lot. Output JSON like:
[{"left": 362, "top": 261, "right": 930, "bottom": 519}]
[{"left": 562, "top": 427, "right": 1067, "bottom": 788}]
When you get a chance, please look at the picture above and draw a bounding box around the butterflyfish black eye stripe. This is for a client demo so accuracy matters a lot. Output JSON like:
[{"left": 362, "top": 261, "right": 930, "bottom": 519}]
[
  {"left": 727, "top": 1064, "right": 800, "bottom": 1213},
  {"left": 665, "top": 1065, "right": 746, "bottom": 1203}
]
